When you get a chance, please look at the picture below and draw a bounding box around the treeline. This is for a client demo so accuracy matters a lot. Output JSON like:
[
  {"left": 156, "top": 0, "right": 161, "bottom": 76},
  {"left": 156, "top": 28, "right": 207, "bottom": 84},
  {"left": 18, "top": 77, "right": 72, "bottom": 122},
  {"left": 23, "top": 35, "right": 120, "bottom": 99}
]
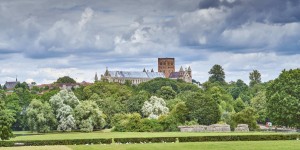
[{"left": 1, "top": 65, "right": 300, "bottom": 140}]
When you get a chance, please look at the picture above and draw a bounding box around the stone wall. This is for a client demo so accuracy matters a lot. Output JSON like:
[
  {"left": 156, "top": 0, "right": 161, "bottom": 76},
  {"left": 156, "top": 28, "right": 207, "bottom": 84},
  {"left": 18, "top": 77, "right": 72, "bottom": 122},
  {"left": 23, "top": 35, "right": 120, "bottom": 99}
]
[
  {"left": 178, "top": 124, "right": 230, "bottom": 132},
  {"left": 207, "top": 124, "right": 231, "bottom": 132},
  {"left": 234, "top": 124, "right": 249, "bottom": 132}
]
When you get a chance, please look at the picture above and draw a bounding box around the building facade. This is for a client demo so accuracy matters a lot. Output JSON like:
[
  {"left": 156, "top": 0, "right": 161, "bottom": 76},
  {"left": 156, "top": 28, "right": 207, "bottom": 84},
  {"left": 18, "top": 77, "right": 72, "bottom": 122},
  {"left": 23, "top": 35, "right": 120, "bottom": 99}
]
[
  {"left": 169, "top": 66, "right": 192, "bottom": 83},
  {"left": 101, "top": 68, "right": 165, "bottom": 85},
  {"left": 4, "top": 77, "right": 19, "bottom": 90},
  {"left": 101, "top": 58, "right": 192, "bottom": 85}
]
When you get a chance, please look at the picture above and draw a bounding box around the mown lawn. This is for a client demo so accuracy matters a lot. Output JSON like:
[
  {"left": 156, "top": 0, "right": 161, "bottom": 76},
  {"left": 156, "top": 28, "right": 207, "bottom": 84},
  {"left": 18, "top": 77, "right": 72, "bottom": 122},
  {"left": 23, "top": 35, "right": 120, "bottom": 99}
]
[
  {"left": 9, "top": 131, "right": 289, "bottom": 141},
  {"left": 1, "top": 141, "right": 299, "bottom": 150}
]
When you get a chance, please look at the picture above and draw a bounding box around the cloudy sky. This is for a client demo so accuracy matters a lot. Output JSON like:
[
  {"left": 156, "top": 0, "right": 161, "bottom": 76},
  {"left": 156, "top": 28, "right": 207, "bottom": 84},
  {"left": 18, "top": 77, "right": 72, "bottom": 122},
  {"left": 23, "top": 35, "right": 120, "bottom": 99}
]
[{"left": 0, "top": 0, "right": 300, "bottom": 85}]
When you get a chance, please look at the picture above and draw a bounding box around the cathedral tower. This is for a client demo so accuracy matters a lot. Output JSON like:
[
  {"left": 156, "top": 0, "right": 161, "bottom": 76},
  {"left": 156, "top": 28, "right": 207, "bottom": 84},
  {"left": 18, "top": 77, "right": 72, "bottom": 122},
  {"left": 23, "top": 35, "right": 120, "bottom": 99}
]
[{"left": 158, "top": 58, "right": 175, "bottom": 78}]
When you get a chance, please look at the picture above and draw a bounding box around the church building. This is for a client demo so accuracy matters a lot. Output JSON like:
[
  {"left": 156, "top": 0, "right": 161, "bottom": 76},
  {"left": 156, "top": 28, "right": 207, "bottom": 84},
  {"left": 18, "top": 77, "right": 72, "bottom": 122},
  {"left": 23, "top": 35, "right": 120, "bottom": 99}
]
[
  {"left": 158, "top": 58, "right": 192, "bottom": 83},
  {"left": 100, "top": 58, "right": 192, "bottom": 85}
]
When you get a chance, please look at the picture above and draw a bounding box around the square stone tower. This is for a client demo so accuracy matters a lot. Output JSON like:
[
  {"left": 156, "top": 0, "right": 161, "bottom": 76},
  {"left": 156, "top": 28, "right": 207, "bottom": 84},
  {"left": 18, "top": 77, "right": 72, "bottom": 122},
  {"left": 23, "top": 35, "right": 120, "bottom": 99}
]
[{"left": 158, "top": 58, "right": 175, "bottom": 78}]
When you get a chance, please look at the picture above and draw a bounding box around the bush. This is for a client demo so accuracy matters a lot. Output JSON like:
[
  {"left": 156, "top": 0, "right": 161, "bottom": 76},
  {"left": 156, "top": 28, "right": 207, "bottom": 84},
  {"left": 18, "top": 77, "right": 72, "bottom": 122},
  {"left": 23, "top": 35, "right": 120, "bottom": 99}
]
[
  {"left": 0, "top": 134, "right": 299, "bottom": 147},
  {"left": 139, "top": 119, "right": 163, "bottom": 132},
  {"left": 178, "top": 134, "right": 299, "bottom": 142},
  {"left": 114, "top": 137, "right": 177, "bottom": 144},
  {"left": 111, "top": 113, "right": 142, "bottom": 132}
]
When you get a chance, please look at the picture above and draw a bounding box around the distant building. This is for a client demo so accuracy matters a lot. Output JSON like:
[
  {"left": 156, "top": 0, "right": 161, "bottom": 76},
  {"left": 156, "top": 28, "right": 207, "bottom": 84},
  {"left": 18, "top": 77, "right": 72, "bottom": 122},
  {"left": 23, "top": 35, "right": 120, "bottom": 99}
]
[
  {"left": 37, "top": 81, "right": 93, "bottom": 91},
  {"left": 101, "top": 68, "right": 165, "bottom": 85},
  {"left": 158, "top": 58, "right": 192, "bottom": 83},
  {"left": 169, "top": 66, "right": 192, "bottom": 83},
  {"left": 101, "top": 58, "right": 192, "bottom": 85},
  {"left": 4, "top": 77, "right": 19, "bottom": 90}
]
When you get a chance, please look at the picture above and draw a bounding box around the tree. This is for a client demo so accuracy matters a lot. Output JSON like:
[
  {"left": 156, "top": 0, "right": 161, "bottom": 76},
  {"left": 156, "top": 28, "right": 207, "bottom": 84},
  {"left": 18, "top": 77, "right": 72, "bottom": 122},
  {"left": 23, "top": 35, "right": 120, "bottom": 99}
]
[
  {"left": 126, "top": 91, "right": 150, "bottom": 114},
  {"left": 27, "top": 99, "right": 56, "bottom": 133},
  {"left": 5, "top": 89, "right": 30, "bottom": 131},
  {"left": 0, "top": 99, "right": 15, "bottom": 140},
  {"left": 266, "top": 69, "right": 300, "bottom": 128},
  {"left": 159, "top": 101, "right": 189, "bottom": 131},
  {"left": 49, "top": 89, "right": 80, "bottom": 113},
  {"left": 250, "top": 91, "right": 267, "bottom": 123},
  {"left": 56, "top": 105, "right": 76, "bottom": 131},
  {"left": 74, "top": 100, "right": 106, "bottom": 132},
  {"left": 208, "top": 64, "right": 225, "bottom": 83},
  {"left": 183, "top": 92, "right": 221, "bottom": 125},
  {"left": 142, "top": 96, "right": 169, "bottom": 119},
  {"left": 234, "top": 97, "right": 245, "bottom": 113},
  {"left": 249, "top": 70, "right": 261, "bottom": 87},
  {"left": 232, "top": 107, "right": 258, "bottom": 131},
  {"left": 55, "top": 76, "right": 76, "bottom": 84},
  {"left": 157, "top": 86, "right": 176, "bottom": 100},
  {"left": 15, "top": 82, "right": 29, "bottom": 90},
  {"left": 137, "top": 78, "right": 180, "bottom": 94},
  {"left": 41, "top": 89, "right": 59, "bottom": 102},
  {"left": 49, "top": 89, "right": 80, "bottom": 131},
  {"left": 88, "top": 93, "right": 127, "bottom": 127}
]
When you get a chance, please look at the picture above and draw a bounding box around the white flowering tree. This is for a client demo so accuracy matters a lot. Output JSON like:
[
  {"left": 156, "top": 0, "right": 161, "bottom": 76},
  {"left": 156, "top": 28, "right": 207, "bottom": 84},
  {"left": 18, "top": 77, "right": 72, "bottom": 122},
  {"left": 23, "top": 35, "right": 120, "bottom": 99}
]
[
  {"left": 50, "top": 89, "right": 79, "bottom": 131},
  {"left": 142, "top": 96, "right": 169, "bottom": 119}
]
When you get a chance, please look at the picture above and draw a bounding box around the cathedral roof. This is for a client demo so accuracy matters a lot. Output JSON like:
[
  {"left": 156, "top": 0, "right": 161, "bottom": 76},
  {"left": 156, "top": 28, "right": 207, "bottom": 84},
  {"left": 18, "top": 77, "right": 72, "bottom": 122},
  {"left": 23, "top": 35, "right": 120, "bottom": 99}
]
[
  {"left": 107, "top": 71, "right": 165, "bottom": 79},
  {"left": 169, "top": 72, "right": 180, "bottom": 78}
]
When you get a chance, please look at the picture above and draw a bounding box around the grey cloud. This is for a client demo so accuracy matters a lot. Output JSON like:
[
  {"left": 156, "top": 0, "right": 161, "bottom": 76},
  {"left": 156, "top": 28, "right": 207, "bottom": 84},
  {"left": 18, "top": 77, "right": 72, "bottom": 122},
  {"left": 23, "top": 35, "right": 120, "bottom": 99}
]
[{"left": 1, "top": 0, "right": 300, "bottom": 84}]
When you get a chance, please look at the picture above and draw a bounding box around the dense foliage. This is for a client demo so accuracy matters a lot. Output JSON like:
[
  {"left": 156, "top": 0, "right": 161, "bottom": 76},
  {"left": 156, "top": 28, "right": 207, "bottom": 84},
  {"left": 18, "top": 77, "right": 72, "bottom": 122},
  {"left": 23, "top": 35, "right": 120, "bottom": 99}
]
[
  {"left": 55, "top": 76, "right": 76, "bottom": 84},
  {"left": 266, "top": 69, "right": 300, "bottom": 128},
  {"left": 1, "top": 66, "right": 298, "bottom": 139},
  {"left": 0, "top": 99, "right": 15, "bottom": 140}
]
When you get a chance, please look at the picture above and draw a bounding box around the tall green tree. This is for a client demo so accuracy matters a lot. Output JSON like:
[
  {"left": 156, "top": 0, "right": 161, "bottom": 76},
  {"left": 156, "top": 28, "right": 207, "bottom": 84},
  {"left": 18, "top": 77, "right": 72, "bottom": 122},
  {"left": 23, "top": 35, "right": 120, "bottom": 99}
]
[
  {"left": 27, "top": 99, "right": 56, "bottom": 133},
  {"left": 74, "top": 100, "right": 106, "bottom": 132},
  {"left": 0, "top": 99, "right": 15, "bottom": 140},
  {"left": 249, "top": 70, "right": 261, "bottom": 87},
  {"left": 266, "top": 69, "right": 300, "bottom": 128},
  {"left": 251, "top": 91, "right": 267, "bottom": 123},
  {"left": 208, "top": 64, "right": 225, "bottom": 83},
  {"left": 183, "top": 92, "right": 221, "bottom": 125}
]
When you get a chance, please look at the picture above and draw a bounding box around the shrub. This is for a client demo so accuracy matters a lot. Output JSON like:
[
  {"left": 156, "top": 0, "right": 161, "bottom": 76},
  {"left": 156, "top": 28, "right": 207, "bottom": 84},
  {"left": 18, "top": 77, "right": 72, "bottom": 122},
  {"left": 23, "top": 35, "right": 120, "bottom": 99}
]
[
  {"left": 139, "top": 119, "right": 163, "bottom": 132},
  {"left": 111, "top": 113, "right": 142, "bottom": 132}
]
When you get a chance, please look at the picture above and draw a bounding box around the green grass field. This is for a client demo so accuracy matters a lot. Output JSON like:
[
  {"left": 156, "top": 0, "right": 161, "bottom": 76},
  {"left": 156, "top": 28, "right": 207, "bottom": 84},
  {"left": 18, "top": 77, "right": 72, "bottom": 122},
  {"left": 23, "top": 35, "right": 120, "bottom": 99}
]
[
  {"left": 1, "top": 141, "right": 299, "bottom": 150},
  {"left": 9, "top": 131, "right": 291, "bottom": 141}
]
